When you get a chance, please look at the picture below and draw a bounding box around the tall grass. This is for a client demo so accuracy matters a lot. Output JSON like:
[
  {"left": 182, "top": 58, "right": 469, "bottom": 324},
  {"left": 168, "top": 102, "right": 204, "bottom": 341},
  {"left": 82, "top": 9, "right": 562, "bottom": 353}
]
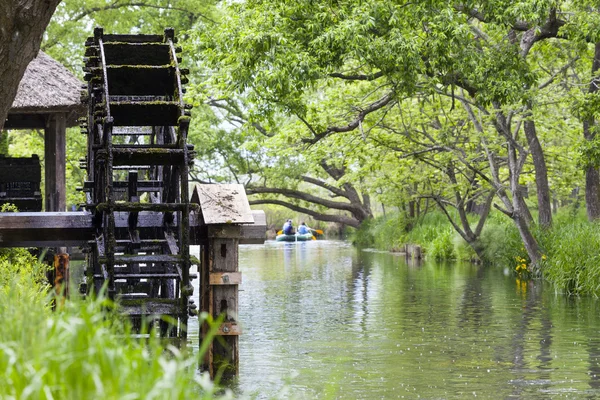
[
  {"left": 404, "top": 212, "right": 457, "bottom": 260},
  {"left": 371, "top": 213, "right": 407, "bottom": 251},
  {"left": 538, "top": 208, "right": 600, "bottom": 295},
  {"left": 358, "top": 206, "right": 600, "bottom": 296},
  {"left": 0, "top": 248, "right": 230, "bottom": 399},
  {"left": 356, "top": 209, "right": 525, "bottom": 264}
]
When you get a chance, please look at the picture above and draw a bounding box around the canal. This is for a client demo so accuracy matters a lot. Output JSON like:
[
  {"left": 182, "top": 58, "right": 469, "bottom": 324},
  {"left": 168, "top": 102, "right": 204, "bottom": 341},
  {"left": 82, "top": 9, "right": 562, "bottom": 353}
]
[{"left": 190, "top": 240, "right": 600, "bottom": 398}]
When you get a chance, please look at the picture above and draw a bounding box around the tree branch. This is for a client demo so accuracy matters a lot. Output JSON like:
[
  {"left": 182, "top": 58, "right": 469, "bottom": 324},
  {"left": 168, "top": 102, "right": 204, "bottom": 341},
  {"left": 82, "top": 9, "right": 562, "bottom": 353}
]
[
  {"left": 302, "top": 92, "right": 396, "bottom": 144},
  {"left": 249, "top": 199, "right": 360, "bottom": 227},
  {"left": 246, "top": 186, "right": 360, "bottom": 213},
  {"left": 538, "top": 57, "right": 579, "bottom": 90},
  {"left": 328, "top": 71, "right": 384, "bottom": 81},
  {"left": 300, "top": 175, "right": 348, "bottom": 198}
]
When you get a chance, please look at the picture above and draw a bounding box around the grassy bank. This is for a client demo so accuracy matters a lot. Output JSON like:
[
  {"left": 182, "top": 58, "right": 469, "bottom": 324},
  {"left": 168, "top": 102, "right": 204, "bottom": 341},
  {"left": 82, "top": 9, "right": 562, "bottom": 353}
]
[
  {"left": 352, "top": 208, "right": 600, "bottom": 296},
  {"left": 0, "top": 247, "right": 228, "bottom": 399}
]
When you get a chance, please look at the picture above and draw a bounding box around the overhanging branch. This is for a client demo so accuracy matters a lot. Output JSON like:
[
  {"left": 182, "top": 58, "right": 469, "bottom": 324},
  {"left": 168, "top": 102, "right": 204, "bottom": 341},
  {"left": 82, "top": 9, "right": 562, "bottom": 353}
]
[
  {"left": 249, "top": 199, "right": 360, "bottom": 227},
  {"left": 246, "top": 186, "right": 359, "bottom": 213},
  {"left": 302, "top": 92, "right": 396, "bottom": 144}
]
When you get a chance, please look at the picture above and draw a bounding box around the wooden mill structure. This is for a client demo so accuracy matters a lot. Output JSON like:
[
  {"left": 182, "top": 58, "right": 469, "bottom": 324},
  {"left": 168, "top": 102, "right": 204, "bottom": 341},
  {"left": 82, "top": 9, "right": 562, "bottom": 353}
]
[{"left": 0, "top": 28, "right": 264, "bottom": 378}]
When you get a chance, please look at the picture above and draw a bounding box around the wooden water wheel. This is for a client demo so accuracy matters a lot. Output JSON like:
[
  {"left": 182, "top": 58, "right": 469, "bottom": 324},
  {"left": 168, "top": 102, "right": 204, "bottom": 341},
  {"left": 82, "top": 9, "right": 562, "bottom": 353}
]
[{"left": 80, "top": 27, "right": 194, "bottom": 338}]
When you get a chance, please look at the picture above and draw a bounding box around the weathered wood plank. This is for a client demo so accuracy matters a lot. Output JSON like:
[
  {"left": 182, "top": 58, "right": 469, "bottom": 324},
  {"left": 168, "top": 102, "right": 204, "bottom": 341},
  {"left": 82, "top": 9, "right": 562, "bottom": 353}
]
[
  {"left": 0, "top": 212, "right": 93, "bottom": 247},
  {"left": 200, "top": 233, "right": 241, "bottom": 378},
  {"left": 217, "top": 322, "right": 241, "bottom": 336},
  {"left": 119, "top": 299, "right": 180, "bottom": 316},
  {"left": 194, "top": 184, "right": 254, "bottom": 224},
  {"left": 209, "top": 272, "right": 242, "bottom": 285}
]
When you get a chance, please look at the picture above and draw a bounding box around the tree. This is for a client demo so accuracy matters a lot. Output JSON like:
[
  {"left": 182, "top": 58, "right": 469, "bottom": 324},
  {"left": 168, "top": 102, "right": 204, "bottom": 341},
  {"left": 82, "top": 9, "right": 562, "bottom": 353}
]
[
  {"left": 197, "top": 1, "right": 600, "bottom": 268},
  {"left": 190, "top": 98, "right": 373, "bottom": 227},
  {"left": 582, "top": 43, "right": 600, "bottom": 220},
  {"left": 0, "top": 0, "right": 62, "bottom": 132}
]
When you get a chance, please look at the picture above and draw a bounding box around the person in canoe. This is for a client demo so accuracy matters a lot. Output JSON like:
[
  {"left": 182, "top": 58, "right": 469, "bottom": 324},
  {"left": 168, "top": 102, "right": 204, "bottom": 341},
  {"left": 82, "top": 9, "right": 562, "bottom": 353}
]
[
  {"left": 282, "top": 219, "right": 295, "bottom": 235},
  {"left": 297, "top": 221, "right": 311, "bottom": 235}
]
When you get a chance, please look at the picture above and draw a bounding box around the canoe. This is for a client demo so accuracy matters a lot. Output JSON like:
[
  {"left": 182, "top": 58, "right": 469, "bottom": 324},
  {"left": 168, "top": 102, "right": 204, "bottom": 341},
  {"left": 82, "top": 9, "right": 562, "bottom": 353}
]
[{"left": 275, "top": 233, "right": 314, "bottom": 242}]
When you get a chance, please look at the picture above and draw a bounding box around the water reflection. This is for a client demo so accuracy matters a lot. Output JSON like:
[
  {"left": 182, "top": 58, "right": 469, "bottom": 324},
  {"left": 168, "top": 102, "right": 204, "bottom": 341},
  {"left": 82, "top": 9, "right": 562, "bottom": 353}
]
[{"left": 187, "top": 241, "right": 600, "bottom": 399}]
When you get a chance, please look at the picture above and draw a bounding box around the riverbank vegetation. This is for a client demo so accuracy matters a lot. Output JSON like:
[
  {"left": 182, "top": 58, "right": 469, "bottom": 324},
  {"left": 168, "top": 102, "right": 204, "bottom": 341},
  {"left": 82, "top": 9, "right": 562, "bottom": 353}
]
[
  {"left": 0, "top": 247, "right": 227, "bottom": 399},
  {"left": 352, "top": 205, "right": 600, "bottom": 295}
]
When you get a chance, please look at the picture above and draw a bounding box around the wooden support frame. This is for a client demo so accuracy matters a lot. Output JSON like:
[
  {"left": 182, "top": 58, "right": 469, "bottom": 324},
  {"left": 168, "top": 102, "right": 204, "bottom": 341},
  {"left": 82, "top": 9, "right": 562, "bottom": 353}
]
[
  {"left": 200, "top": 225, "right": 242, "bottom": 379},
  {"left": 44, "top": 113, "right": 67, "bottom": 212}
]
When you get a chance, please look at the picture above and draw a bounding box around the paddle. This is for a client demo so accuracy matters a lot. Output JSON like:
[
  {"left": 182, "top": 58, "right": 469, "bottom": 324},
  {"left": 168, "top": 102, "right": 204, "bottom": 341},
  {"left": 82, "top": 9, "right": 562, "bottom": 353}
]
[
  {"left": 310, "top": 228, "right": 324, "bottom": 235},
  {"left": 277, "top": 230, "right": 283, "bottom": 235}
]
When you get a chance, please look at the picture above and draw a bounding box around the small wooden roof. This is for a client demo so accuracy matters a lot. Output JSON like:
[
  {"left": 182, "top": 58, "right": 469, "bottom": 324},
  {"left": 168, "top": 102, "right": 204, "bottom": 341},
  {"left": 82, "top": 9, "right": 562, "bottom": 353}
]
[
  {"left": 192, "top": 184, "right": 255, "bottom": 225},
  {"left": 5, "top": 51, "right": 84, "bottom": 129}
]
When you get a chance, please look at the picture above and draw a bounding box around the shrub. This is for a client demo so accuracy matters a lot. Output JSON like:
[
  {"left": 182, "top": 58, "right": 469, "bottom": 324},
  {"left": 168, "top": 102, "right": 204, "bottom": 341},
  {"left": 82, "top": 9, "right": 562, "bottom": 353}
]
[
  {"left": 371, "top": 214, "right": 407, "bottom": 251},
  {"left": 350, "top": 217, "right": 375, "bottom": 247},
  {"left": 427, "top": 227, "right": 456, "bottom": 260}
]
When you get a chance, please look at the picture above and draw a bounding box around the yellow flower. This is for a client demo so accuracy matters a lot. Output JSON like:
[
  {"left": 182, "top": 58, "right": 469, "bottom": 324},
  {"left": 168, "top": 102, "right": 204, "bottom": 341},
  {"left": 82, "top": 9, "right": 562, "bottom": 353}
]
[{"left": 542, "top": 254, "right": 547, "bottom": 260}]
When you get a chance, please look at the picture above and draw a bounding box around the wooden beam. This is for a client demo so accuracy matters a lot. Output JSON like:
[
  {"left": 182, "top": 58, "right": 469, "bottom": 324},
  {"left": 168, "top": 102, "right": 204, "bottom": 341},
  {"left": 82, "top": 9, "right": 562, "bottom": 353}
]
[
  {"left": 4, "top": 113, "right": 47, "bottom": 129},
  {"left": 0, "top": 212, "right": 93, "bottom": 247},
  {"left": 0, "top": 210, "right": 266, "bottom": 248},
  {"left": 44, "top": 113, "right": 66, "bottom": 211}
]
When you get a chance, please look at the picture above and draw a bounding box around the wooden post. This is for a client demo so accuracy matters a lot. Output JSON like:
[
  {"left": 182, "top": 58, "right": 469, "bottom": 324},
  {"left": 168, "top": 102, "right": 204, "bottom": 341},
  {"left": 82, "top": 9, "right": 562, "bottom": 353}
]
[
  {"left": 52, "top": 253, "right": 69, "bottom": 309},
  {"left": 53, "top": 253, "right": 69, "bottom": 297},
  {"left": 44, "top": 113, "right": 66, "bottom": 212},
  {"left": 200, "top": 225, "right": 241, "bottom": 379}
]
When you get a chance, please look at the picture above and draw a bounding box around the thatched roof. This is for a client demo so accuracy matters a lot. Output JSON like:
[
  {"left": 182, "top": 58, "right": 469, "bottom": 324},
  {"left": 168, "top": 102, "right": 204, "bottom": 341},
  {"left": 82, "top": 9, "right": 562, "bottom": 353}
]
[{"left": 9, "top": 51, "right": 84, "bottom": 116}]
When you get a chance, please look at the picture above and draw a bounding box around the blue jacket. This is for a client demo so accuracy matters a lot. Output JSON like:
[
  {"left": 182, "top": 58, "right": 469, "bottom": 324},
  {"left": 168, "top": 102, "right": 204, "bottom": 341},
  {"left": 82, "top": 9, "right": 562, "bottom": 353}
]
[
  {"left": 283, "top": 221, "right": 293, "bottom": 235},
  {"left": 297, "top": 225, "right": 310, "bottom": 234}
]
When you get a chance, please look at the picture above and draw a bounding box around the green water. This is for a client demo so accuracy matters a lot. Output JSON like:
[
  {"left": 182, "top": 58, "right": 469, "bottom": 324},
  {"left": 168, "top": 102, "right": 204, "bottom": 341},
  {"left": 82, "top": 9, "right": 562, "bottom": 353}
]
[{"left": 191, "top": 240, "right": 600, "bottom": 399}]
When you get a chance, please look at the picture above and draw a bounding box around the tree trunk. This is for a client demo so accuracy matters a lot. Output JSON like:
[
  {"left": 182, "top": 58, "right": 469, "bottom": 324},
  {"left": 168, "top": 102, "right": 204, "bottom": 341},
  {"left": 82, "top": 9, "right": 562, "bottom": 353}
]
[
  {"left": 469, "top": 240, "right": 487, "bottom": 263},
  {"left": 408, "top": 200, "right": 415, "bottom": 219},
  {"left": 0, "top": 0, "right": 61, "bottom": 131},
  {"left": 523, "top": 117, "right": 552, "bottom": 227},
  {"left": 584, "top": 42, "right": 600, "bottom": 221},
  {"left": 508, "top": 141, "right": 542, "bottom": 269},
  {"left": 585, "top": 161, "right": 600, "bottom": 220}
]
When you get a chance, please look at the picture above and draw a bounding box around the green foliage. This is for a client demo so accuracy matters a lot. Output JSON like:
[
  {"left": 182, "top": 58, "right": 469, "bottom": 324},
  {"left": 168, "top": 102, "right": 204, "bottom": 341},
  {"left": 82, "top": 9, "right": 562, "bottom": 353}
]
[
  {"left": 349, "top": 218, "right": 375, "bottom": 248},
  {"left": 539, "top": 222, "right": 600, "bottom": 295},
  {"left": 372, "top": 214, "right": 408, "bottom": 251},
  {"left": 426, "top": 227, "right": 456, "bottom": 261},
  {"left": 0, "top": 204, "right": 49, "bottom": 287},
  {"left": 404, "top": 213, "right": 457, "bottom": 260},
  {"left": 536, "top": 209, "right": 600, "bottom": 295},
  {"left": 453, "top": 234, "right": 477, "bottom": 262},
  {"left": 0, "top": 239, "right": 228, "bottom": 399},
  {"left": 44, "top": 0, "right": 219, "bottom": 72},
  {"left": 361, "top": 210, "right": 483, "bottom": 260},
  {"left": 191, "top": 0, "right": 589, "bottom": 263},
  {"left": 577, "top": 134, "right": 600, "bottom": 169},
  {"left": 0, "top": 292, "right": 227, "bottom": 398}
]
